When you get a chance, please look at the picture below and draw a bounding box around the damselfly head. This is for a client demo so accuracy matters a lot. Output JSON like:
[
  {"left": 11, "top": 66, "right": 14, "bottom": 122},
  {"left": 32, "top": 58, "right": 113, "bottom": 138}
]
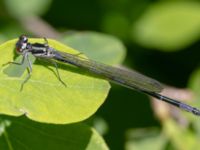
[
  {"left": 16, "top": 35, "right": 28, "bottom": 54},
  {"left": 19, "top": 35, "right": 28, "bottom": 43}
]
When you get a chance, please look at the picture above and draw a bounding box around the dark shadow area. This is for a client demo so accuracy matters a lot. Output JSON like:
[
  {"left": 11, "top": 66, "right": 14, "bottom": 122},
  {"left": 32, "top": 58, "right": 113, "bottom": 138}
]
[
  {"left": 0, "top": 115, "right": 93, "bottom": 150},
  {"left": 97, "top": 85, "right": 159, "bottom": 150},
  {"left": 128, "top": 40, "right": 200, "bottom": 88}
]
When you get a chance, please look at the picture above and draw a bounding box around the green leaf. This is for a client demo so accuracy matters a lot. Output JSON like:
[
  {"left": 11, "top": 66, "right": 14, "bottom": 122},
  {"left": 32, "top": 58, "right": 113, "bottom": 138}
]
[
  {"left": 132, "top": 2, "right": 200, "bottom": 51},
  {"left": 0, "top": 115, "right": 109, "bottom": 150},
  {"left": 4, "top": 0, "right": 52, "bottom": 18},
  {"left": 189, "top": 68, "right": 200, "bottom": 107},
  {"left": 0, "top": 23, "right": 27, "bottom": 39},
  {"left": 125, "top": 128, "right": 166, "bottom": 150},
  {"left": 163, "top": 119, "right": 198, "bottom": 150},
  {"left": 186, "top": 68, "right": 200, "bottom": 135},
  {"left": 0, "top": 38, "right": 110, "bottom": 124},
  {"left": 0, "top": 35, "right": 6, "bottom": 44},
  {"left": 61, "top": 31, "right": 126, "bottom": 65},
  {"left": 101, "top": 12, "right": 130, "bottom": 40}
]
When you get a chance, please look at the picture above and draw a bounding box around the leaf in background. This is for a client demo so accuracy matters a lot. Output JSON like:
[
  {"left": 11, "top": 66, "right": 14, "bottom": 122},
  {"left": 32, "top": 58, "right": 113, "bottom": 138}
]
[
  {"left": 188, "top": 68, "right": 200, "bottom": 134},
  {"left": 0, "top": 115, "right": 109, "bottom": 150},
  {"left": 92, "top": 117, "right": 109, "bottom": 136},
  {"left": 132, "top": 2, "right": 200, "bottom": 51},
  {"left": 0, "top": 35, "right": 6, "bottom": 44},
  {"left": 163, "top": 119, "right": 198, "bottom": 150},
  {"left": 0, "top": 38, "right": 110, "bottom": 124},
  {"left": 101, "top": 12, "right": 130, "bottom": 40},
  {"left": 189, "top": 68, "right": 200, "bottom": 101},
  {"left": 61, "top": 31, "right": 126, "bottom": 65},
  {"left": 188, "top": 68, "right": 200, "bottom": 120},
  {"left": 0, "top": 23, "right": 27, "bottom": 40},
  {"left": 4, "top": 0, "right": 52, "bottom": 18},
  {"left": 125, "top": 128, "right": 166, "bottom": 150}
]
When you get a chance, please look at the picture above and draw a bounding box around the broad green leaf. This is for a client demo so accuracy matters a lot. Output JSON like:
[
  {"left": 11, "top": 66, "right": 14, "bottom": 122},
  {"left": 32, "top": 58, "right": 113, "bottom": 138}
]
[
  {"left": 61, "top": 31, "right": 126, "bottom": 65},
  {"left": 132, "top": 2, "right": 200, "bottom": 51},
  {"left": 0, "top": 38, "right": 110, "bottom": 124},
  {"left": 0, "top": 115, "right": 109, "bottom": 150},
  {"left": 4, "top": 0, "right": 52, "bottom": 18}
]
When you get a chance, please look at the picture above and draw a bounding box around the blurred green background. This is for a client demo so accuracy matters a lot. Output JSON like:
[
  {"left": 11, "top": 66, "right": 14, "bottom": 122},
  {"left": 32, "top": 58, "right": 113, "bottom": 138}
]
[{"left": 1, "top": 0, "right": 200, "bottom": 150}]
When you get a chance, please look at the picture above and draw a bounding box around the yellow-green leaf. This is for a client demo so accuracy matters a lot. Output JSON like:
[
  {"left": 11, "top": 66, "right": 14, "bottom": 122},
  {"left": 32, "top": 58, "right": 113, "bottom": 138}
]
[{"left": 0, "top": 38, "right": 110, "bottom": 124}]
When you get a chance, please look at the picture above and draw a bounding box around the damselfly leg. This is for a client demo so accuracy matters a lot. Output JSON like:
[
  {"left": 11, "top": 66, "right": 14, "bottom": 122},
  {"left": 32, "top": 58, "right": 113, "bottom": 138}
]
[
  {"left": 42, "top": 38, "right": 67, "bottom": 86},
  {"left": 49, "top": 59, "right": 67, "bottom": 87},
  {"left": 2, "top": 52, "right": 32, "bottom": 91},
  {"left": 43, "top": 37, "right": 49, "bottom": 47},
  {"left": 2, "top": 53, "right": 26, "bottom": 66},
  {"left": 20, "top": 52, "right": 32, "bottom": 91}
]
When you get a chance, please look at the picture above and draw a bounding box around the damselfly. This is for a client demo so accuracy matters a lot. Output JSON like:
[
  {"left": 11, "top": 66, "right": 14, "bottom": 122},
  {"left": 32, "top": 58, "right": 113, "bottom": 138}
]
[{"left": 7, "top": 35, "right": 200, "bottom": 116}]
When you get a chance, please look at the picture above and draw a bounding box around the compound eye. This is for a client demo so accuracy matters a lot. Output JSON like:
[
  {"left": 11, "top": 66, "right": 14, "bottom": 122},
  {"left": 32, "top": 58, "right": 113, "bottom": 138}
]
[
  {"left": 16, "top": 42, "right": 23, "bottom": 53},
  {"left": 19, "top": 35, "right": 28, "bottom": 43},
  {"left": 16, "top": 40, "right": 27, "bottom": 53}
]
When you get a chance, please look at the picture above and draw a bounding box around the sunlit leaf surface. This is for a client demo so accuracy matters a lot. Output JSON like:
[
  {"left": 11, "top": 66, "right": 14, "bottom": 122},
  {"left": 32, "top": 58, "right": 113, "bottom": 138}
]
[{"left": 0, "top": 38, "right": 110, "bottom": 124}]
